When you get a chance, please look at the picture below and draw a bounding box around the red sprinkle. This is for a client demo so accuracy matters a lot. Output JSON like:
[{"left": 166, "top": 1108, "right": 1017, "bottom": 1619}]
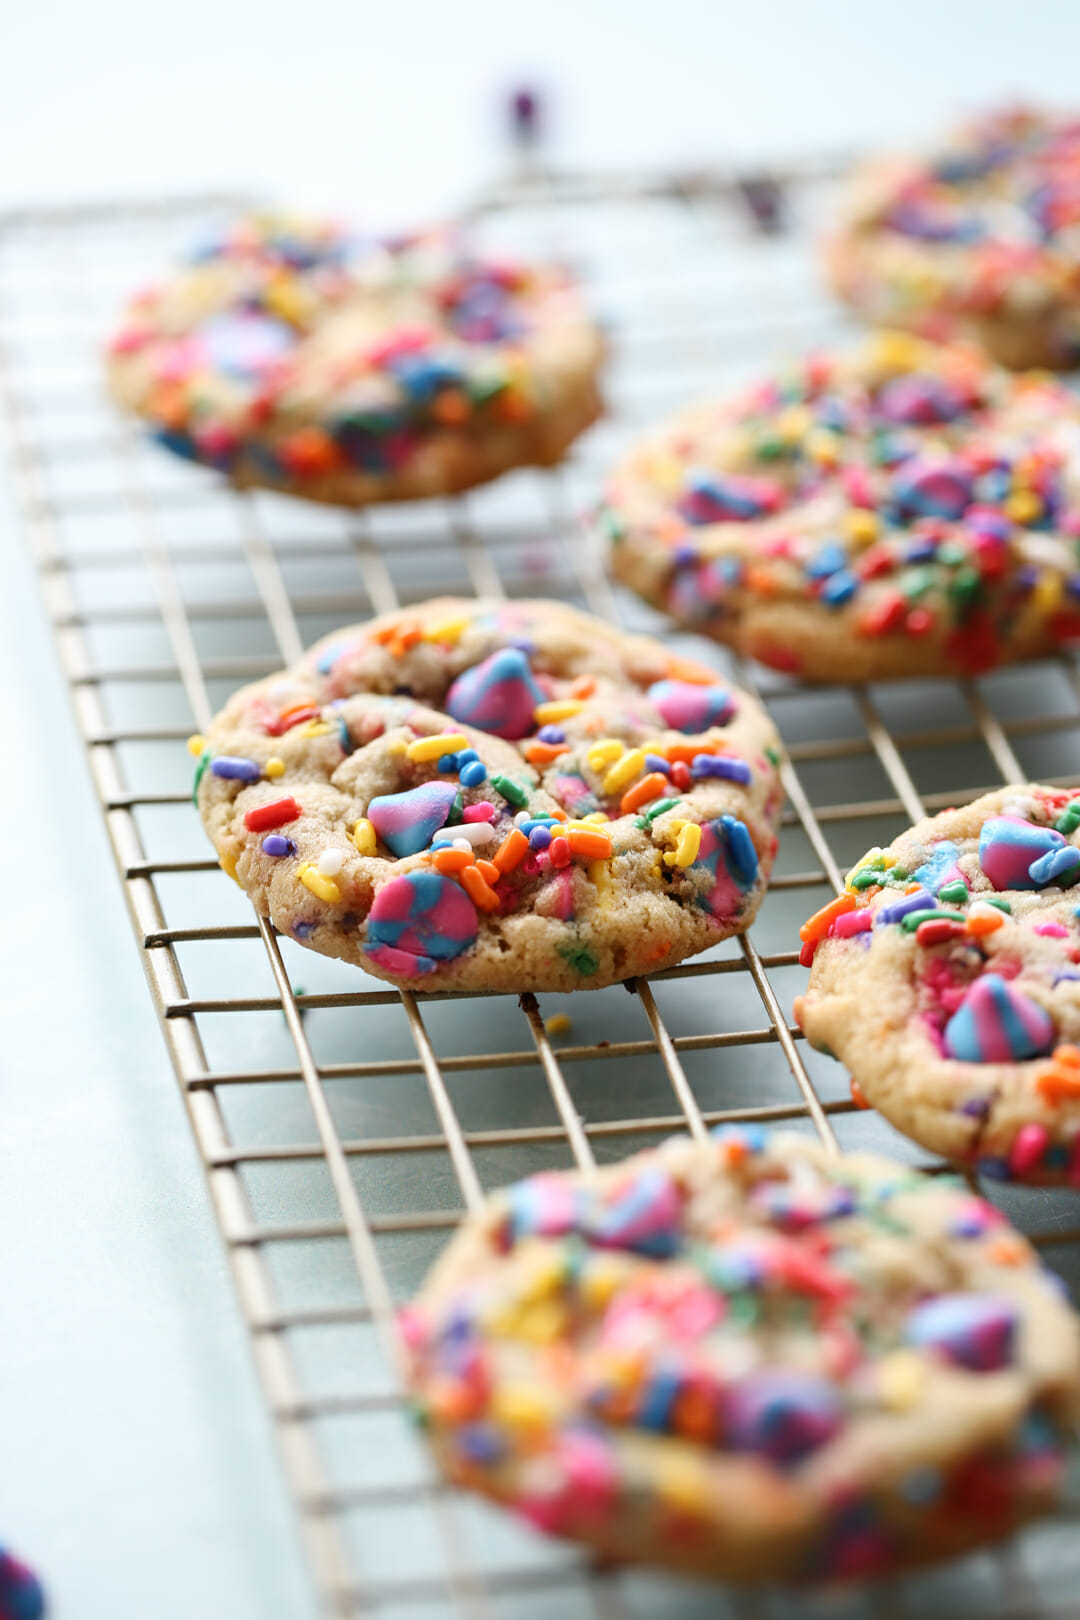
[
  {"left": 266, "top": 705, "right": 319, "bottom": 736},
  {"left": 549, "top": 835, "right": 571, "bottom": 868},
  {"left": 669, "top": 761, "right": 692, "bottom": 791},
  {"left": 915, "top": 919, "right": 965, "bottom": 947},
  {"left": 243, "top": 796, "right": 302, "bottom": 832},
  {"left": 859, "top": 591, "right": 906, "bottom": 636},
  {"left": 799, "top": 939, "right": 817, "bottom": 968},
  {"left": 905, "top": 607, "right": 934, "bottom": 636}
]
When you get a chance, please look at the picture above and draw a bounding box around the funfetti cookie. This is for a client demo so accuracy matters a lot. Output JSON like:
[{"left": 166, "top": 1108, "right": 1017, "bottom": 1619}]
[
  {"left": 827, "top": 106, "right": 1080, "bottom": 371},
  {"left": 401, "top": 1127, "right": 1080, "bottom": 1582},
  {"left": 600, "top": 332, "right": 1080, "bottom": 682},
  {"left": 106, "top": 212, "right": 604, "bottom": 504},
  {"left": 193, "top": 598, "right": 783, "bottom": 994},
  {"left": 796, "top": 785, "right": 1080, "bottom": 1184}
]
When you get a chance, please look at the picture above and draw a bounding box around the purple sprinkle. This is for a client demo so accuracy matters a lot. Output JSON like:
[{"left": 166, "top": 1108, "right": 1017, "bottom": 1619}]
[
  {"left": 876, "top": 887, "right": 935, "bottom": 926},
  {"left": 262, "top": 834, "right": 296, "bottom": 857},
  {"left": 960, "top": 1096, "right": 991, "bottom": 1119},
  {"left": 292, "top": 921, "right": 316, "bottom": 940},
  {"left": 211, "top": 755, "right": 261, "bottom": 782},
  {"left": 644, "top": 753, "right": 672, "bottom": 776},
  {"left": 537, "top": 725, "right": 566, "bottom": 745},
  {"left": 691, "top": 754, "right": 752, "bottom": 784},
  {"left": 529, "top": 826, "right": 552, "bottom": 851}
]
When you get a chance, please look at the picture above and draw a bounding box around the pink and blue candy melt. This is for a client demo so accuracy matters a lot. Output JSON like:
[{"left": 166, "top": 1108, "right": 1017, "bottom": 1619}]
[
  {"left": 978, "top": 816, "right": 1076, "bottom": 889},
  {"left": 0, "top": 1548, "right": 44, "bottom": 1620},
  {"left": 904, "top": 1294, "right": 1017, "bottom": 1372},
  {"left": 646, "top": 678, "right": 734, "bottom": 732},
  {"left": 368, "top": 781, "right": 459, "bottom": 857},
  {"left": 445, "top": 647, "right": 545, "bottom": 739},
  {"left": 366, "top": 870, "right": 478, "bottom": 975},
  {"left": 943, "top": 975, "right": 1055, "bottom": 1063}
]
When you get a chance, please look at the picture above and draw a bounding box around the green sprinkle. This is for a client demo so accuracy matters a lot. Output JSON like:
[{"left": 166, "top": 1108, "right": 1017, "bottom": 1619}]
[
  {"left": 192, "top": 749, "right": 210, "bottom": 806},
  {"left": 446, "top": 792, "right": 465, "bottom": 826},
  {"left": 765, "top": 745, "right": 782, "bottom": 766},
  {"left": 986, "top": 896, "right": 1012, "bottom": 913},
  {"left": 937, "top": 880, "right": 969, "bottom": 905},
  {"left": 754, "top": 436, "right": 787, "bottom": 462},
  {"left": 557, "top": 940, "right": 600, "bottom": 978},
  {"left": 901, "top": 566, "right": 934, "bottom": 601},
  {"left": 599, "top": 507, "right": 627, "bottom": 543},
  {"left": 851, "top": 867, "right": 884, "bottom": 889},
  {"left": 465, "top": 370, "right": 509, "bottom": 405},
  {"left": 935, "top": 542, "right": 968, "bottom": 568},
  {"left": 899, "top": 908, "right": 967, "bottom": 932},
  {"left": 948, "top": 567, "right": 981, "bottom": 608},
  {"left": 490, "top": 773, "right": 528, "bottom": 809},
  {"left": 644, "top": 797, "right": 680, "bottom": 823},
  {"left": 1055, "top": 800, "right": 1080, "bottom": 833}
]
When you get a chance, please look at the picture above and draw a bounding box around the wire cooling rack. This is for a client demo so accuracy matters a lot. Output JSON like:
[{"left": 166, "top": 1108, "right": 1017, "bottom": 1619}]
[{"left": 5, "top": 164, "right": 1080, "bottom": 1620}]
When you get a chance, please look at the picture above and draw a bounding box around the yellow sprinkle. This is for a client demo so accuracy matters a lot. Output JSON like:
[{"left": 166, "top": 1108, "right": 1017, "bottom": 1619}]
[
  {"left": 1005, "top": 488, "right": 1043, "bottom": 526},
  {"left": 580, "top": 1258, "right": 626, "bottom": 1311},
  {"left": 218, "top": 848, "right": 241, "bottom": 885},
  {"left": 806, "top": 428, "right": 840, "bottom": 467},
  {"left": 588, "top": 858, "right": 612, "bottom": 892},
  {"left": 350, "top": 818, "right": 376, "bottom": 856},
  {"left": 264, "top": 274, "right": 315, "bottom": 325},
  {"left": 869, "top": 330, "right": 924, "bottom": 373},
  {"left": 187, "top": 733, "right": 206, "bottom": 756},
  {"left": 490, "top": 1384, "right": 560, "bottom": 1432},
  {"left": 264, "top": 757, "right": 286, "bottom": 779},
  {"left": 564, "top": 816, "right": 610, "bottom": 832},
  {"left": 582, "top": 812, "right": 610, "bottom": 825},
  {"left": 845, "top": 508, "right": 879, "bottom": 547},
  {"left": 1034, "top": 572, "right": 1064, "bottom": 615},
  {"left": 534, "top": 699, "right": 585, "bottom": 724},
  {"left": 386, "top": 737, "right": 408, "bottom": 755},
  {"left": 298, "top": 721, "right": 332, "bottom": 738},
  {"left": 545, "top": 1012, "right": 572, "bottom": 1036},
  {"left": 877, "top": 1351, "right": 926, "bottom": 1412},
  {"left": 673, "top": 823, "right": 702, "bottom": 867},
  {"left": 655, "top": 1455, "right": 708, "bottom": 1516},
  {"left": 776, "top": 404, "right": 812, "bottom": 442},
  {"left": 643, "top": 451, "right": 684, "bottom": 495},
  {"left": 586, "top": 738, "right": 625, "bottom": 772},
  {"left": 602, "top": 748, "right": 647, "bottom": 795},
  {"left": 422, "top": 613, "right": 471, "bottom": 644},
  {"left": 406, "top": 732, "right": 470, "bottom": 763},
  {"left": 299, "top": 863, "right": 342, "bottom": 904}
]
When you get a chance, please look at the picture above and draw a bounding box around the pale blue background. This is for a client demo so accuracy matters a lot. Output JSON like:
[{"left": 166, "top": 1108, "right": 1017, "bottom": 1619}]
[{"left": 5, "top": 4, "right": 1080, "bottom": 1616}]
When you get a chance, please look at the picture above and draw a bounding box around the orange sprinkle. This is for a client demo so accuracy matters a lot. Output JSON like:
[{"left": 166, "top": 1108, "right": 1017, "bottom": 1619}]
[
  {"left": 430, "top": 389, "right": 471, "bottom": 426},
  {"left": 642, "top": 936, "right": 672, "bottom": 963},
  {"left": 986, "top": 1235, "right": 1028, "bottom": 1268},
  {"left": 1036, "top": 1068, "right": 1080, "bottom": 1103},
  {"left": 495, "top": 388, "right": 532, "bottom": 423},
  {"left": 432, "top": 848, "right": 476, "bottom": 875},
  {"left": 547, "top": 806, "right": 568, "bottom": 821},
  {"left": 799, "top": 892, "right": 857, "bottom": 944},
  {"left": 966, "top": 911, "right": 1005, "bottom": 937},
  {"left": 904, "top": 882, "right": 922, "bottom": 893},
  {"left": 620, "top": 772, "right": 669, "bottom": 815},
  {"left": 460, "top": 865, "right": 501, "bottom": 912},
  {"left": 475, "top": 858, "right": 501, "bottom": 886},
  {"left": 523, "top": 741, "right": 570, "bottom": 765},
  {"left": 279, "top": 425, "right": 346, "bottom": 477},
  {"left": 850, "top": 1078, "right": 870, "bottom": 1110},
  {"left": 665, "top": 656, "right": 721, "bottom": 686},
  {"left": 570, "top": 675, "right": 597, "bottom": 699},
  {"left": 742, "top": 564, "right": 779, "bottom": 597},
  {"left": 662, "top": 741, "right": 720, "bottom": 765},
  {"left": 1051, "top": 1043, "right": 1080, "bottom": 1069},
  {"left": 567, "top": 829, "right": 613, "bottom": 860},
  {"left": 493, "top": 827, "right": 529, "bottom": 873}
]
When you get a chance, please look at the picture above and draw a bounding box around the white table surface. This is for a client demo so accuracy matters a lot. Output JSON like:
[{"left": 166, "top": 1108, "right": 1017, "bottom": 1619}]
[{"left": 5, "top": 4, "right": 1080, "bottom": 1615}]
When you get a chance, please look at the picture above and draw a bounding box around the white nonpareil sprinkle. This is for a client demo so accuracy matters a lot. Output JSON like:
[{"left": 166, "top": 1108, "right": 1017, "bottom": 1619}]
[
  {"left": 436, "top": 821, "right": 496, "bottom": 848},
  {"left": 317, "top": 848, "right": 345, "bottom": 877}
]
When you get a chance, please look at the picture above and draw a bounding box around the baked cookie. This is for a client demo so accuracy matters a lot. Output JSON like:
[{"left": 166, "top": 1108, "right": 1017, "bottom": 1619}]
[
  {"left": 826, "top": 106, "right": 1080, "bottom": 370},
  {"left": 601, "top": 332, "right": 1080, "bottom": 682},
  {"left": 401, "top": 1126, "right": 1080, "bottom": 1582},
  {"left": 796, "top": 784, "right": 1080, "bottom": 1184},
  {"left": 193, "top": 598, "right": 782, "bottom": 993},
  {"left": 106, "top": 212, "right": 603, "bottom": 504}
]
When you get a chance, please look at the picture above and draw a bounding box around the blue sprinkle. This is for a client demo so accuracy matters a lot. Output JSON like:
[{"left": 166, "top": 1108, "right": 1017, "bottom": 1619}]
[
  {"left": 210, "top": 756, "right": 261, "bottom": 782},
  {"left": 644, "top": 753, "right": 672, "bottom": 775},
  {"left": 720, "top": 814, "right": 759, "bottom": 885},
  {"left": 712, "top": 1122, "right": 767, "bottom": 1152},
  {"left": 804, "top": 543, "right": 847, "bottom": 580},
  {"left": 537, "top": 725, "right": 566, "bottom": 745},
  {"left": 457, "top": 749, "right": 480, "bottom": 765},
  {"left": 520, "top": 817, "right": 558, "bottom": 834},
  {"left": 905, "top": 537, "right": 939, "bottom": 563},
  {"left": 437, "top": 753, "right": 460, "bottom": 773},
  {"left": 261, "top": 835, "right": 296, "bottom": 857},
  {"left": 529, "top": 826, "right": 552, "bottom": 851},
  {"left": 820, "top": 569, "right": 857, "bottom": 606},
  {"left": 1029, "top": 845, "right": 1080, "bottom": 885},
  {"left": 977, "top": 1156, "right": 1011, "bottom": 1182},
  {"left": 459, "top": 760, "right": 488, "bottom": 788},
  {"left": 692, "top": 754, "right": 752, "bottom": 784}
]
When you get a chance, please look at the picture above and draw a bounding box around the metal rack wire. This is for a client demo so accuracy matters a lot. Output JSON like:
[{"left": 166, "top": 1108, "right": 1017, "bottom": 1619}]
[{"left": 4, "top": 165, "right": 1080, "bottom": 1620}]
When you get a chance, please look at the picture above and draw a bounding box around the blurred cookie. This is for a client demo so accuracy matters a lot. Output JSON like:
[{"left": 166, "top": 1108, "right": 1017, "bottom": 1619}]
[
  {"left": 602, "top": 332, "right": 1080, "bottom": 680},
  {"left": 107, "top": 212, "right": 603, "bottom": 503},
  {"left": 402, "top": 1127, "right": 1080, "bottom": 1580}
]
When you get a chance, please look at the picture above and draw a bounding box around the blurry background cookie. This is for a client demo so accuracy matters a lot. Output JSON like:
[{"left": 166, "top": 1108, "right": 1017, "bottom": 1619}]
[
  {"left": 601, "top": 332, "right": 1080, "bottom": 681},
  {"left": 106, "top": 211, "right": 604, "bottom": 504},
  {"left": 826, "top": 107, "right": 1080, "bottom": 370}
]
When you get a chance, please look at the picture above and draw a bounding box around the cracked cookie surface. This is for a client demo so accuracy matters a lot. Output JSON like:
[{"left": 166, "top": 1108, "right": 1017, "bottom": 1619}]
[
  {"left": 796, "top": 785, "right": 1080, "bottom": 1182},
  {"left": 107, "top": 212, "right": 604, "bottom": 504},
  {"left": 402, "top": 1127, "right": 1080, "bottom": 1581},
  {"left": 194, "top": 597, "right": 782, "bottom": 993}
]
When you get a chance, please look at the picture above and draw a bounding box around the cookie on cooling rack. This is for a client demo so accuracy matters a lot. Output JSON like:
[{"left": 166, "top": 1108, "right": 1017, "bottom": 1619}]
[
  {"left": 826, "top": 106, "right": 1080, "bottom": 370},
  {"left": 796, "top": 784, "right": 1080, "bottom": 1183},
  {"left": 193, "top": 598, "right": 783, "bottom": 993},
  {"left": 106, "top": 211, "right": 604, "bottom": 504},
  {"left": 600, "top": 331, "right": 1080, "bottom": 682},
  {"left": 401, "top": 1126, "right": 1080, "bottom": 1581}
]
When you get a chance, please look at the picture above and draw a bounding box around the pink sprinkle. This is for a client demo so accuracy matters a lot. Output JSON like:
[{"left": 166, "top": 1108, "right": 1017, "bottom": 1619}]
[
  {"left": 463, "top": 801, "right": 496, "bottom": 823},
  {"left": 760, "top": 533, "right": 796, "bottom": 558},
  {"left": 1034, "top": 922, "right": 1069, "bottom": 938},
  {"left": 831, "top": 909, "right": 873, "bottom": 939},
  {"left": 109, "top": 325, "right": 152, "bottom": 355},
  {"left": 364, "top": 323, "right": 436, "bottom": 366},
  {"left": 842, "top": 465, "right": 875, "bottom": 508},
  {"left": 1009, "top": 1123, "right": 1051, "bottom": 1177}
]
